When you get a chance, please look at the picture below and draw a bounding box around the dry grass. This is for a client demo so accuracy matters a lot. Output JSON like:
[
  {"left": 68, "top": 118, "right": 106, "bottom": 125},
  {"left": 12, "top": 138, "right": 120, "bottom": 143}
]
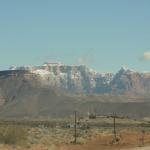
[
  {"left": 0, "top": 117, "right": 149, "bottom": 150},
  {"left": 0, "top": 125, "right": 27, "bottom": 146}
]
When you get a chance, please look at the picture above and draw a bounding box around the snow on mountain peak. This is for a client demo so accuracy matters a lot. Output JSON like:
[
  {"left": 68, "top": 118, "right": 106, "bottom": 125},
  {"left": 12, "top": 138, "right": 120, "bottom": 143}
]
[
  {"left": 31, "top": 69, "right": 51, "bottom": 77},
  {"left": 120, "top": 66, "right": 129, "bottom": 71},
  {"left": 118, "top": 66, "right": 136, "bottom": 74}
]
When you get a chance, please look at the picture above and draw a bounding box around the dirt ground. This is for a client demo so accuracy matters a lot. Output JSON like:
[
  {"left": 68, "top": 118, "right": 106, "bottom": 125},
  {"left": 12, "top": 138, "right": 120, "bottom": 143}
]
[
  {"left": 0, "top": 131, "right": 150, "bottom": 150},
  {"left": 60, "top": 131, "right": 150, "bottom": 150},
  {"left": 0, "top": 117, "right": 149, "bottom": 150}
]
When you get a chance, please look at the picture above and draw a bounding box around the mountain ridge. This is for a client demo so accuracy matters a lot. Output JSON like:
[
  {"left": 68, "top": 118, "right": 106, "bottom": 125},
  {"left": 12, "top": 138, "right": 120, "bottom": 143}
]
[
  {"left": 6, "top": 62, "right": 150, "bottom": 95},
  {"left": 0, "top": 63, "right": 150, "bottom": 118}
]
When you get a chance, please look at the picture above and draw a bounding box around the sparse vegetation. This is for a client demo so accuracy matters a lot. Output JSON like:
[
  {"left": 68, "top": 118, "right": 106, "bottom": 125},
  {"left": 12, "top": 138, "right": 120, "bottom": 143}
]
[
  {"left": 88, "top": 113, "right": 96, "bottom": 119},
  {"left": 0, "top": 125, "right": 27, "bottom": 145},
  {"left": 0, "top": 117, "right": 148, "bottom": 149}
]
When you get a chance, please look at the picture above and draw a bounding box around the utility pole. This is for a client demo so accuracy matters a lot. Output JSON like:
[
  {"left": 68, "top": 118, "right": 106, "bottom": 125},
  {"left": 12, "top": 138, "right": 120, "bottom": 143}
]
[
  {"left": 141, "top": 130, "right": 145, "bottom": 146},
  {"left": 74, "top": 111, "right": 77, "bottom": 144},
  {"left": 113, "top": 113, "right": 117, "bottom": 142}
]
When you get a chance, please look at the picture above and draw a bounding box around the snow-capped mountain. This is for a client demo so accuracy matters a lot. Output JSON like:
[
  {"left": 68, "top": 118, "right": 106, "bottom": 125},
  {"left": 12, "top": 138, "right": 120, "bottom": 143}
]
[
  {"left": 110, "top": 67, "right": 150, "bottom": 95},
  {"left": 7, "top": 62, "right": 150, "bottom": 95},
  {"left": 0, "top": 62, "right": 150, "bottom": 118},
  {"left": 28, "top": 62, "right": 113, "bottom": 93}
]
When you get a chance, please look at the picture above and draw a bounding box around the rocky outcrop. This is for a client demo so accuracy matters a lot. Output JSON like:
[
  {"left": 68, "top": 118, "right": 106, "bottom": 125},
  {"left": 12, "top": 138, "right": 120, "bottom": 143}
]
[{"left": 6, "top": 62, "right": 150, "bottom": 95}]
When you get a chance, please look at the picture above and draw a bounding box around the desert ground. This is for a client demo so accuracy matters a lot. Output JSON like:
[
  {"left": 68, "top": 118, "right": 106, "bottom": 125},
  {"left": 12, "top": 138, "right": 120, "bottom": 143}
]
[{"left": 0, "top": 117, "right": 149, "bottom": 150}]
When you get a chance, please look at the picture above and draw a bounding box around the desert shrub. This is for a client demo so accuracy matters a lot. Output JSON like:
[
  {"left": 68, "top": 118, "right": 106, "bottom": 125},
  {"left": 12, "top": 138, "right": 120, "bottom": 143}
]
[
  {"left": 0, "top": 125, "right": 28, "bottom": 145},
  {"left": 89, "top": 113, "right": 96, "bottom": 119}
]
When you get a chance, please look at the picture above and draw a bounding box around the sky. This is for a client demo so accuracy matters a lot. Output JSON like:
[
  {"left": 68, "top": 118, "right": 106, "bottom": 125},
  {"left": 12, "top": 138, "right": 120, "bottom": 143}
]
[{"left": 0, "top": 0, "right": 150, "bottom": 72}]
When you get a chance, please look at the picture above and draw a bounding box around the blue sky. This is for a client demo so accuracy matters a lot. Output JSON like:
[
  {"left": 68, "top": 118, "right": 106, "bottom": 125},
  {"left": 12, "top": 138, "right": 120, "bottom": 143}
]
[{"left": 0, "top": 0, "right": 150, "bottom": 72}]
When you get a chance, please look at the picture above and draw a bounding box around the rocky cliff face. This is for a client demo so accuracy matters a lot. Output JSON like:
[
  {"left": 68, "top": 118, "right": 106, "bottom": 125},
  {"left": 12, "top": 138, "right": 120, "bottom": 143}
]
[
  {"left": 28, "top": 63, "right": 113, "bottom": 94},
  {"left": 7, "top": 62, "right": 150, "bottom": 95},
  {"left": 110, "top": 67, "right": 150, "bottom": 95}
]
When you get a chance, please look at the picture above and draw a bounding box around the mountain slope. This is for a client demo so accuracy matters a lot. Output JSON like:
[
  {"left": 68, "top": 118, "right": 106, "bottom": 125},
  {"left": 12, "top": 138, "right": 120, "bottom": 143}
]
[
  {"left": 10, "top": 62, "right": 150, "bottom": 95},
  {"left": 0, "top": 63, "right": 149, "bottom": 119},
  {"left": 0, "top": 70, "right": 149, "bottom": 119}
]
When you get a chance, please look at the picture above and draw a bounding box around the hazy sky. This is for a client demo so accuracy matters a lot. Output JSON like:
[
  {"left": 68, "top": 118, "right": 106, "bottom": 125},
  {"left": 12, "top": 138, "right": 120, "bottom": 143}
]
[{"left": 0, "top": 0, "right": 150, "bottom": 72}]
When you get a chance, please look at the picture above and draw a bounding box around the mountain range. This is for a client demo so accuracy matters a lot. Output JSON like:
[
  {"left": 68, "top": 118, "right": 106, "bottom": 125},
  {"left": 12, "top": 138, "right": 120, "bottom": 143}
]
[
  {"left": 8, "top": 62, "right": 150, "bottom": 95},
  {"left": 0, "top": 62, "right": 150, "bottom": 119}
]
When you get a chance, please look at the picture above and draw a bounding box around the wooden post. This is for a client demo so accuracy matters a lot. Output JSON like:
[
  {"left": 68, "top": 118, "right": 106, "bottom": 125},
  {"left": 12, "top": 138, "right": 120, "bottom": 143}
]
[
  {"left": 74, "top": 111, "right": 77, "bottom": 144},
  {"left": 113, "top": 113, "right": 117, "bottom": 142}
]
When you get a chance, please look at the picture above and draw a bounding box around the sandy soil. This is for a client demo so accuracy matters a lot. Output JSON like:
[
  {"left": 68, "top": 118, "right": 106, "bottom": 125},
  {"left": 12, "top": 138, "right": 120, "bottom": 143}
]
[{"left": 0, "top": 131, "right": 150, "bottom": 150}]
